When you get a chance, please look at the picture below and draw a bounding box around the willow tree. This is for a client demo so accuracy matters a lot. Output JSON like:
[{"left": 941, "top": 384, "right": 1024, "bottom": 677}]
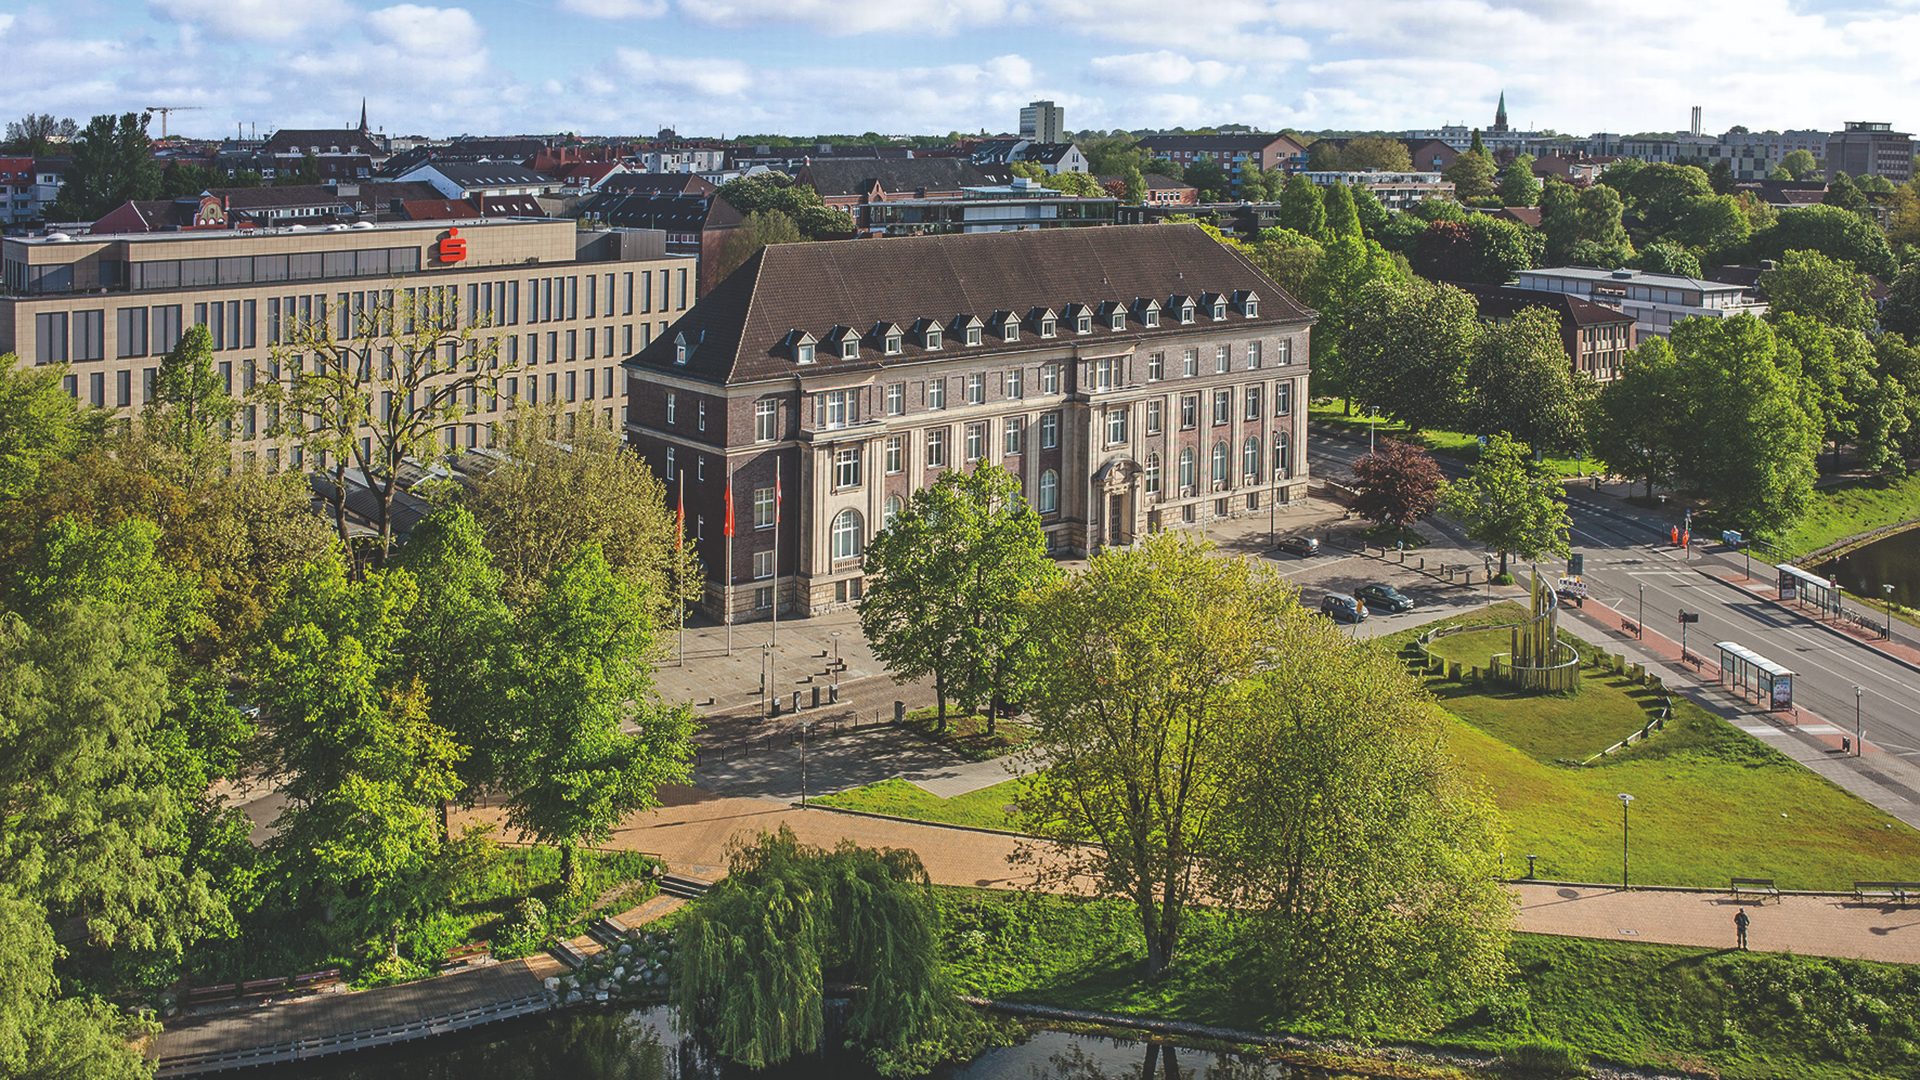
[
  {"left": 261, "top": 286, "right": 513, "bottom": 561},
  {"left": 671, "top": 827, "right": 983, "bottom": 1077},
  {"left": 1016, "top": 533, "right": 1297, "bottom": 974}
]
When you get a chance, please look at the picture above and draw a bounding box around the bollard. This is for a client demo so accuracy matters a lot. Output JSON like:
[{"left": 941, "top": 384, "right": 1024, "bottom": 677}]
[
  {"left": 829, "top": 684, "right": 838, "bottom": 704},
  {"left": 894, "top": 700, "right": 905, "bottom": 724},
  {"left": 791, "top": 690, "right": 802, "bottom": 714},
  {"left": 811, "top": 686, "right": 820, "bottom": 709}
]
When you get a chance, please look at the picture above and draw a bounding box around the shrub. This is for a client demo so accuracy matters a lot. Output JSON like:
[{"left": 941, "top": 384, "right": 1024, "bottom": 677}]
[{"left": 1501, "top": 1039, "right": 1588, "bottom": 1076}]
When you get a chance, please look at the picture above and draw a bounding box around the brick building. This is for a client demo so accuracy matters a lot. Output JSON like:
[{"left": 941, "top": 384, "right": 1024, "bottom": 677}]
[{"left": 622, "top": 224, "right": 1315, "bottom": 620}]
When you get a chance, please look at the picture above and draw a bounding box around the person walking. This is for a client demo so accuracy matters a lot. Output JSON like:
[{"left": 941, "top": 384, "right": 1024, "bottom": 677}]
[{"left": 1734, "top": 907, "right": 1751, "bottom": 950}]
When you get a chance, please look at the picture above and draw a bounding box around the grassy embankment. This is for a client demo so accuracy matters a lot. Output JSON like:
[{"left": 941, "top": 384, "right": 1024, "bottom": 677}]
[
  {"left": 1307, "top": 401, "right": 1589, "bottom": 478},
  {"left": 822, "top": 603, "right": 1920, "bottom": 889},
  {"left": 1775, "top": 469, "right": 1920, "bottom": 559}
]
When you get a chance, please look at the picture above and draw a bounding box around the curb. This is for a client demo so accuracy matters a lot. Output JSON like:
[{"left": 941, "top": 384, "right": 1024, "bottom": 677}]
[{"left": 799, "top": 801, "right": 1036, "bottom": 841}]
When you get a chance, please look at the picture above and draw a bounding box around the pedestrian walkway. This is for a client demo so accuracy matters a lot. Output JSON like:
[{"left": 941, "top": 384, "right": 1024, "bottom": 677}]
[
  {"left": 905, "top": 754, "right": 1040, "bottom": 798},
  {"left": 1514, "top": 883, "right": 1920, "bottom": 964}
]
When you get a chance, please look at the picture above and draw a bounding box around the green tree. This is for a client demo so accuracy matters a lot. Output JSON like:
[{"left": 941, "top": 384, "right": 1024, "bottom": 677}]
[
  {"left": 1824, "top": 173, "right": 1868, "bottom": 214},
  {"left": 262, "top": 286, "right": 510, "bottom": 561},
  {"left": 1342, "top": 135, "right": 1413, "bottom": 173},
  {"left": 1348, "top": 439, "right": 1444, "bottom": 527},
  {"left": 1759, "top": 249, "right": 1876, "bottom": 333},
  {"left": 1618, "top": 162, "right": 1713, "bottom": 240},
  {"left": 1630, "top": 241, "right": 1702, "bottom": 278},
  {"left": 158, "top": 162, "right": 221, "bottom": 200},
  {"left": 1321, "top": 180, "right": 1360, "bottom": 239},
  {"left": 1300, "top": 235, "right": 1407, "bottom": 402},
  {"left": 1236, "top": 156, "right": 1263, "bottom": 199},
  {"left": 1498, "top": 155, "right": 1540, "bottom": 206},
  {"left": 1121, "top": 165, "right": 1145, "bottom": 206},
  {"left": 1880, "top": 262, "right": 1920, "bottom": 341},
  {"left": 1751, "top": 205, "right": 1896, "bottom": 278},
  {"left": 1442, "top": 150, "right": 1497, "bottom": 200},
  {"left": 1276, "top": 175, "right": 1326, "bottom": 237},
  {"left": 0, "top": 892, "right": 156, "bottom": 1080},
  {"left": 1668, "top": 194, "right": 1751, "bottom": 258},
  {"left": 1036, "top": 171, "right": 1105, "bottom": 197},
  {"left": 1341, "top": 277, "right": 1478, "bottom": 431},
  {"left": 1466, "top": 305, "right": 1592, "bottom": 453},
  {"left": 1018, "top": 533, "right": 1296, "bottom": 974},
  {"left": 858, "top": 464, "right": 1058, "bottom": 728},
  {"left": 1182, "top": 157, "right": 1230, "bottom": 202},
  {"left": 1769, "top": 165, "right": 1794, "bottom": 181},
  {"left": 1349, "top": 184, "right": 1389, "bottom": 237},
  {"left": 143, "top": 324, "right": 236, "bottom": 480},
  {"left": 1306, "top": 139, "right": 1345, "bottom": 172},
  {"left": 714, "top": 173, "right": 853, "bottom": 240},
  {"left": 456, "top": 403, "right": 699, "bottom": 621},
  {"left": 0, "top": 354, "right": 103, "bottom": 504},
  {"left": 1584, "top": 338, "right": 1684, "bottom": 498},
  {"left": 47, "top": 113, "right": 160, "bottom": 221},
  {"left": 712, "top": 208, "right": 800, "bottom": 283},
  {"left": 1780, "top": 150, "right": 1819, "bottom": 180},
  {"left": 501, "top": 544, "right": 697, "bottom": 892},
  {"left": 1213, "top": 618, "right": 1512, "bottom": 1031},
  {"left": 1666, "top": 314, "right": 1821, "bottom": 534},
  {"left": 1439, "top": 432, "right": 1571, "bottom": 576},
  {"left": 3, "top": 114, "right": 76, "bottom": 156}
]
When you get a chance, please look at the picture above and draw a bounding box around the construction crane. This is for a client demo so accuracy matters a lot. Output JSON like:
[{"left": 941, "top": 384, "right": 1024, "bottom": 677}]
[{"left": 143, "top": 106, "right": 203, "bottom": 139}]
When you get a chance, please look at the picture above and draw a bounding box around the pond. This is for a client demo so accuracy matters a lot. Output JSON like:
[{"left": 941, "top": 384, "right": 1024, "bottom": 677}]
[
  {"left": 264, "top": 1005, "right": 1296, "bottom": 1080},
  {"left": 1815, "top": 523, "right": 1920, "bottom": 611}
]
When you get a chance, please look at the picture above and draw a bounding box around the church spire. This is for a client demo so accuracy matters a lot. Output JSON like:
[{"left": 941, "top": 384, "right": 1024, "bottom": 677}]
[
  {"left": 1493, "top": 91, "right": 1508, "bottom": 133},
  {"left": 359, "top": 97, "right": 369, "bottom": 134}
]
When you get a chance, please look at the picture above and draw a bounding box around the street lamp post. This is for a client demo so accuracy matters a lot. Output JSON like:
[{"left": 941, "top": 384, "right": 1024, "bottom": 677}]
[
  {"left": 799, "top": 719, "right": 810, "bottom": 807},
  {"left": 1638, "top": 583, "right": 1645, "bottom": 640},
  {"left": 1855, "top": 685, "right": 1864, "bottom": 757},
  {"left": 1618, "top": 793, "right": 1635, "bottom": 890},
  {"left": 831, "top": 631, "right": 842, "bottom": 695},
  {"left": 1885, "top": 584, "right": 1897, "bottom": 639},
  {"left": 761, "top": 643, "right": 773, "bottom": 719}
]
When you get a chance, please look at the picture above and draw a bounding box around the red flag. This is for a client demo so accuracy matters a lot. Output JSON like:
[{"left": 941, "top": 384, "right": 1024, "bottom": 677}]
[
  {"left": 723, "top": 481, "right": 735, "bottom": 538},
  {"left": 775, "top": 472, "right": 782, "bottom": 518}
]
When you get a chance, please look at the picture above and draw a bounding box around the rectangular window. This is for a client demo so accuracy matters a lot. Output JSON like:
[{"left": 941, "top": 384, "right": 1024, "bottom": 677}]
[
  {"left": 1003, "top": 417, "right": 1023, "bottom": 454},
  {"left": 1094, "top": 357, "right": 1115, "bottom": 391},
  {"left": 1145, "top": 400, "right": 1163, "bottom": 434},
  {"left": 1182, "top": 348, "right": 1197, "bottom": 377},
  {"left": 1041, "top": 364, "right": 1059, "bottom": 394},
  {"left": 1180, "top": 395, "right": 1197, "bottom": 429},
  {"left": 666, "top": 392, "right": 677, "bottom": 424},
  {"left": 834, "top": 445, "right": 862, "bottom": 488},
  {"left": 585, "top": 327, "right": 597, "bottom": 360},
  {"left": 1106, "top": 408, "right": 1127, "bottom": 446},
  {"left": 89, "top": 371, "right": 104, "bottom": 407},
  {"left": 115, "top": 369, "right": 131, "bottom": 407},
  {"left": 965, "top": 422, "right": 986, "bottom": 462},
  {"left": 566, "top": 370, "right": 577, "bottom": 402},
  {"left": 697, "top": 400, "right": 706, "bottom": 432},
  {"left": 624, "top": 272, "right": 634, "bottom": 316},
  {"left": 1040, "top": 412, "right": 1059, "bottom": 449},
  {"left": 116, "top": 307, "right": 148, "bottom": 358},
  {"left": 1275, "top": 380, "right": 1292, "bottom": 416},
  {"left": 925, "top": 427, "right": 947, "bottom": 468},
  {"left": 152, "top": 305, "right": 182, "bottom": 353},
  {"left": 753, "top": 486, "right": 775, "bottom": 528},
  {"left": 755, "top": 399, "right": 778, "bottom": 442},
  {"left": 1277, "top": 337, "right": 1293, "bottom": 365},
  {"left": 1245, "top": 386, "right": 1262, "bottom": 421},
  {"left": 34, "top": 312, "right": 67, "bottom": 365},
  {"left": 1216, "top": 344, "right": 1230, "bottom": 373},
  {"left": 823, "top": 390, "right": 849, "bottom": 429},
  {"left": 585, "top": 274, "right": 596, "bottom": 318},
  {"left": 755, "top": 585, "right": 773, "bottom": 609},
  {"left": 885, "top": 434, "right": 904, "bottom": 473},
  {"left": 1248, "top": 340, "right": 1262, "bottom": 369},
  {"left": 1006, "top": 369, "right": 1023, "bottom": 399},
  {"left": 72, "top": 310, "right": 104, "bottom": 362},
  {"left": 1147, "top": 352, "right": 1164, "bottom": 380},
  {"left": 1213, "top": 389, "right": 1232, "bottom": 425},
  {"left": 885, "top": 382, "right": 905, "bottom": 415},
  {"left": 623, "top": 324, "right": 633, "bottom": 354},
  {"left": 927, "top": 378, "right": 945, "bottom": 410},
  {"left": 966, "top": 373, "right": 984, "bottom": 405},
  {"left": 754, "top": 550, "right": 776, "bottom": 579}
]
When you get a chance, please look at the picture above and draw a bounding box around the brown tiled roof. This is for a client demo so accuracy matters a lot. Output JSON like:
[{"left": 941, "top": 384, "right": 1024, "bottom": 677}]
[
  {"left": 1447, "top": 280, "right": 1635, "bottom": 327},
  {"left": 628, "top": 223, "right": 1315, "bottom": 386},
  {"left": 796, "top": 158, "right": 998, "bottom": 198}
]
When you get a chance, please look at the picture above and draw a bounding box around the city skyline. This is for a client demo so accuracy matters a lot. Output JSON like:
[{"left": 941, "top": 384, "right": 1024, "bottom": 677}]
[{"left": 1, "top": 1, "right": 1915, "bottom": 141}]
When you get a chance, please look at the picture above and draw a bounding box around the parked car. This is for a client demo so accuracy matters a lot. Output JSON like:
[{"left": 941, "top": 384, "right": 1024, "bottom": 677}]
[
  {"left": 1276, "top": 535, "right": 1320, "bottom": 557},
  {"left": 1319, "top": 594, "right": 1369, "bottom": 623},
  {"left": 1353, "top": 583, "right": 1415, "bottom": 614}
]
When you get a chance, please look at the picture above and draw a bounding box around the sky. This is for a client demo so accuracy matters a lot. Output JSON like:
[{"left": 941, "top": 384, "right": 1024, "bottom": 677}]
[{"left": 2, "top": 0, "right": 1917, "bottom": 141}]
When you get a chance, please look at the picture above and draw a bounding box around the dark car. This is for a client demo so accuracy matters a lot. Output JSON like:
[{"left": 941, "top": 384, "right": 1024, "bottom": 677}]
[
  {"left": 1319, "top": 594, "right": 1369, "bottom": 623},
  {"left": 1354, "top": 583, "right": 1415, "bottom": 614},
  {"left": 1276, "top": 535, "right": 1320, "bottom": 557}
]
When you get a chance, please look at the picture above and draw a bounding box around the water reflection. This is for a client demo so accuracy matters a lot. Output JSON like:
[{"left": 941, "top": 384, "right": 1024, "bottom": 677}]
[
  {"left": 1818, "top": 526, "right": 1919, "bottom": 610},
  {"left": 267, "top": 1007, "right": 1293, "bottom": 1080}
]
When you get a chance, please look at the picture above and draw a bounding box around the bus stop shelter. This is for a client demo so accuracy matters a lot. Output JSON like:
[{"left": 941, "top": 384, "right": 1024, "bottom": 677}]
[
  {"left": 1716, "top": 640, "right": 1795, "bottom": 711},
  {"left": 1776, "top": 563, "right": 1843, "bottom": 619}
]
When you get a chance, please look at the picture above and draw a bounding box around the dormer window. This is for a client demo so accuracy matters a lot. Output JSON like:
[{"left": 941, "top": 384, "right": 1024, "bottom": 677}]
[
  {"left": 1040, "top": 319, "right": 1055, "bottom": 337},
  {"left": 884, "top": 334, "right": 902, "bottom": 354},
  {"left": 1109, "top": 312, "right": 1125, "bottom": 329},
  {"left": 953, "top": 314, "right": 984, "bottom": 346},
  {"left": 992, "top": 312, "right": 1019, "bottom": 342},
  {"left": 874, "top": 322, "right": 904, "bottom": 355},
  {"left": 788, "top": 329, "right": 818, "bottom": 365},
  {"left": 1135, "top": 299, "right": 1161, "bottom": 328},
  {"left": 674, "top": 333, "right": 689, "bottom": 365},
  {"left": 841, "top": 339, "right": 859, "bottom": 360},
  {"left": 1233, "top": 290, "right": 1261, "bottom": 317},
  {"left": 1077, "top": 315, "right": 1092, "bottom": 334},
  {"left": 1212, "top": 301, "right": 1227, "bottom": 319},
  {"left": 797, "top": 343, "right": 815, "bottom": 364},
  {"left": 925, "top": 326, "right": 943, "bottom": 349},
  {"left": 967, "top": 325, "right": 982, "bottom": 345}
]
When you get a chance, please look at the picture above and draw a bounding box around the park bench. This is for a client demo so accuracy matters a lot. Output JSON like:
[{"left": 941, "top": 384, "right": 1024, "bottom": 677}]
[
  {"left": 240, "top": 977, "right": 290, "bottom": 998},
  {"left": 290, "top": 969, "right": 343, "bottom": 993},
  {"left": 442, "top": 941, "right": 491, "bottom": 967},
  {"left": 1853, "top": 881, "right": 1920, "bottom": 904},
  {"left": 1730, "top": 877, "right": 1779, "bottom": 900},
  {"left": 185, "top": 983, "right": 240, "bottom": 1006}
]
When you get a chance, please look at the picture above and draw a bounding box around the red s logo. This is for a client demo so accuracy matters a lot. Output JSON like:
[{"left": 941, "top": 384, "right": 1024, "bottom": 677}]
[{"left": 438, "top": 227, "right": 468, "bottom": 263}]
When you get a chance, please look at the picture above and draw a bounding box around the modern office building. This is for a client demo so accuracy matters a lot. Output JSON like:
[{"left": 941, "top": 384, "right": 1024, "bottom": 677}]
[
  {"left": 1826, "top": 121, "right": 1914, "bottom": 184},
  {"left": 1019, "top": 101, "right": 1065, "bottom": 144},
  {"left": 1511, "top": 266, "right": 1766, "bottom": 340},
  {"left": 2, "top": 214, "right": 694, "bottom": 461},
  {"left": 622, "top": 224, "right": 1314, "bottom": 619}
]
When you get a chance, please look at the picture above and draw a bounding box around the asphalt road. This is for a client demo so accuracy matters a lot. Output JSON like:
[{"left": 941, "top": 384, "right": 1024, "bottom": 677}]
[{"left": 1307, "top": 433, "right": 1920, "bottom": 764}]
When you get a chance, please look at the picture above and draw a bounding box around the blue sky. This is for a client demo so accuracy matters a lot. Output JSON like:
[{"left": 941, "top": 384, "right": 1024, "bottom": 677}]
[{"left": 1, "top": 0, "right": 1914, "bottom": 141}]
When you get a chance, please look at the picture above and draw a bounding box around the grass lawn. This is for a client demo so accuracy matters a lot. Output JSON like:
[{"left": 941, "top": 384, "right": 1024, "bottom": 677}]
[
  {"left": 811, "top": 775, "right": 1034, "bottom": 832},
  {"left": 937, "top": 887, "right": 1920, "bottom": 1080},
  {"left": 1775, "top": 470, "right": 1920, "bottom": 558},
  {"left": 899, "top": 706, "right": 1033, "bottom": 762},
  {"left": 1309, "top": 401, "right": 1588, "bottom": 478}
]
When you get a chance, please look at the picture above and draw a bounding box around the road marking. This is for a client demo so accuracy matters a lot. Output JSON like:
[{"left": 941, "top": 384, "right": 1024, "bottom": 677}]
[
  {"left": 1798, "top": 724, "right": 1843, "bottom": 735},
  {"left": 1739, "top": 725, "right": 1786, "bottom": 736}
]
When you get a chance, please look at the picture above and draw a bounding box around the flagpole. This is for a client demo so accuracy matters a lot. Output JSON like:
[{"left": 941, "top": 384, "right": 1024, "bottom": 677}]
[
  {"left": 676, "top": 468, "right": 686, "bottom": 667},
  {"left": 772, "top": 456, "right": 780, "bottom": 648}
]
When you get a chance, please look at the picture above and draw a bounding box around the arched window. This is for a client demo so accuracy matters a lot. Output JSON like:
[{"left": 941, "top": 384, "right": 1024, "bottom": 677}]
[
  {"left": 1178, "top": 447, "right": 1196, "bottom": 491},
  {"left": 830, "top": 508, "right": 863, "bottom": 560},
  {"left": 1211, "top": 442, "right": 1229, "bottom": 486},
  {"left": 1144, "top": 453, "right": 1161, "bottom": 495},
  {"left": 1243, "top": 436, "right": 1260, "bottom": 478},
  {"left": 1272, "top": 434, "right": 1290, "bottom": 479},
  {"left": 882, "top": 494, "right": 903, "bottom": 528},
  {"left": 1038, "top": 469, "right": 1059, "bottom": 513}
]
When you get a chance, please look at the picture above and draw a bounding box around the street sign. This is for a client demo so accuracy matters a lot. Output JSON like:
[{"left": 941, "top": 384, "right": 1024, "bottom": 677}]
[
  {"left": 1568, "top": 554, "right": 1584, "bottom": 576},
  {"left": 1678, "top": 612, "right": 1700, "bottom": 624},
  {"left": 1722, "top": 530, "right": 1742, "bottom": 546}
]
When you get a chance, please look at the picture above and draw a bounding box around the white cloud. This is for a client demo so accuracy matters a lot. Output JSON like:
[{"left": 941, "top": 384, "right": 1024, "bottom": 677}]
[
  {"left": 366, "top": 4, "right": 483, "bottom": 54},
  {"left": 0, "top": 14, "right": 14, "bottom": 36},
  {"left": 1089, "top": 50, "right": 1238, "bottom": 87},
  {"left": 148, "top": 0, "right": 350, "bottom": 40},
  {"left": 676, "top": 0, "right": 1015, "bottom": 35},
  {"left": 558, "top": 0, "right": 668, "bottom": 18},
  {"left": 611, "top": 47, "right": 754, "bottom": 97}
]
